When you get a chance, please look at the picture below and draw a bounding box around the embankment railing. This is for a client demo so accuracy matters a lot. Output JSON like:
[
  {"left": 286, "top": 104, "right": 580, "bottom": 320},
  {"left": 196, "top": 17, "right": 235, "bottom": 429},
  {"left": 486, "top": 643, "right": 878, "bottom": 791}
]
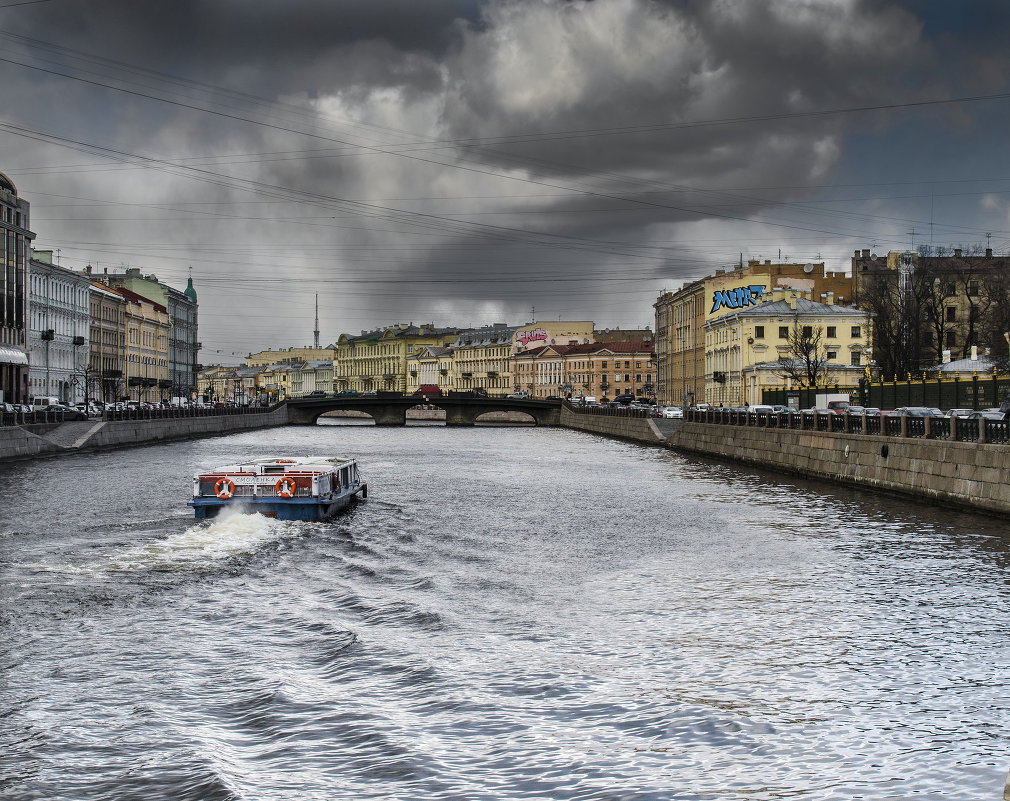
[{"left": 684, "top": 408, "right": 1009, "bottom": 445}]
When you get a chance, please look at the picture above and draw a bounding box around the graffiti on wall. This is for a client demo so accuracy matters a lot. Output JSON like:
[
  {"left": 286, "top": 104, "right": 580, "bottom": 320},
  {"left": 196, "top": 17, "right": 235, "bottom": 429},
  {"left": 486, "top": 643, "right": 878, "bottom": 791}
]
[
  {"left": 710, "top": 285, "right": 766, "bottom": 314},
  {"left": 516, "top": 327, "right": 548, "bottom": 347}
]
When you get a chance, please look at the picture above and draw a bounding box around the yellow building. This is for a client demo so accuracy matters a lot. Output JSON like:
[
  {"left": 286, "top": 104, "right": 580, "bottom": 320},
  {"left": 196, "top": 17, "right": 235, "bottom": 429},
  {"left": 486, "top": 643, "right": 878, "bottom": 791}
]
[
  {"left": 117, "top": 286, "right": 170, "bottom": 402},
  {"left": 451, "top": 325, "right": 516, "bottom": 395},
  {"left": 335, "top": 323, "right": 457, "bottom": 393},
  {"left": 406, "top": 346, "right": 455, "bottom": 394},
  {"left": 655, "top": 261, "right": 852, "bottom": 406},
  {"left": 246, "top": 346, "right": 335, "bottom": 367},
  {"left": 704, "top": 288, "right": 871, "bottom": 406}
]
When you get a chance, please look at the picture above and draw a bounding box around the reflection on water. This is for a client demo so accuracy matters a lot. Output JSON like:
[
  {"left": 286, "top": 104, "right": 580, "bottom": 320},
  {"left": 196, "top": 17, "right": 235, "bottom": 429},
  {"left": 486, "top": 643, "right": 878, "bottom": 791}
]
[{"left": 1, "top": 425, "right": 1007, "bottom": 800}]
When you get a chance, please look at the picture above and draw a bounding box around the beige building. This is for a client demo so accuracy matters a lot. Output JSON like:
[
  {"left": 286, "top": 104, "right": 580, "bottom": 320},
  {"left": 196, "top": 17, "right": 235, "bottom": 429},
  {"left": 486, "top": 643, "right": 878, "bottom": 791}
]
[
  {"left": 451, "top": 324, "right": 516, "bottom": 395},
  {"left": 246, "top": 346, "right": 335, "bottom": 367},
  {"left": 118, "top": 286, "right": 171, "bottom": 402},
  {"left": 512, "top": 345, "right": 567, "bottom": 398},
  {"left": 655, "top": 260, "right": 852, "bottom": 406},
  {"left": 704, "top": 288, "right": 871, "bottom": 406},
  {"left": 335, "top": 323, "right": 457, "bottom": 393},
  {"left": 406, "top": 346, "right": 455, "bottom": 394},
  {"left": 89, "top": 282, "right": 127, "bottom": 403}
]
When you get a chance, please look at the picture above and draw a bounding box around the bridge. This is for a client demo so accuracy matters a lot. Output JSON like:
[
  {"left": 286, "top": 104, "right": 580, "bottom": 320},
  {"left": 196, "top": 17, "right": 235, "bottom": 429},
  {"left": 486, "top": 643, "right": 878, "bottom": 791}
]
[{"left": 286, "top": 395, "right": 562, "bottom": 426}]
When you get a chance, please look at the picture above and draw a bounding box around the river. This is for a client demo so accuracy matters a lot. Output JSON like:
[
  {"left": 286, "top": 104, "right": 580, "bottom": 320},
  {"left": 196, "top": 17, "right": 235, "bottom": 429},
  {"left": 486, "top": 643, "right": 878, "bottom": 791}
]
[{"left": 1, "top": 422, "right": 1008, "bottom": 800}]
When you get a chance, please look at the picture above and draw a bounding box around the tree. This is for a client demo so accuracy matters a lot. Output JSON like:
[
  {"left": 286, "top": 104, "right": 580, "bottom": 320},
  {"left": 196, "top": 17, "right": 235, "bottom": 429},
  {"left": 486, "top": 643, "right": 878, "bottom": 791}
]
[{"left": 776, "top": 316, "right": 829, "bottom": 387}]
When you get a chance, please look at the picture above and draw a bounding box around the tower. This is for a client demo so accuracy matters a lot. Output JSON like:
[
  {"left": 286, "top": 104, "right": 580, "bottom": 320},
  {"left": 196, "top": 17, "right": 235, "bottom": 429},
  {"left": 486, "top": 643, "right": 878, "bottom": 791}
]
[{"left": 314, "top": 294, "right": 320, "bottom": 349}]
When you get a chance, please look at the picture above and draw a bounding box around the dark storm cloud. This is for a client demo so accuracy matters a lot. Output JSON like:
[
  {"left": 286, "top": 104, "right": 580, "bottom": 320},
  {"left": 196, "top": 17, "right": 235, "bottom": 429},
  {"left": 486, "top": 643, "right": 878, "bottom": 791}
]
[{"left": 2, "top": 0, "right": 1008, "bottom": 352}]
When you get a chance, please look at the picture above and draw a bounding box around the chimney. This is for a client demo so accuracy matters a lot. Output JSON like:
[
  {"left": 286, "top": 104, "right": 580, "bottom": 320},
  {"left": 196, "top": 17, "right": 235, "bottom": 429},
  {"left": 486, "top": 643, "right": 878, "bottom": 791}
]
[
  {"left": 986, "top": 248, "right": 993, "bottom": 258},
  {"left": 854, "top": 250, "right": 860, "bottom": 258},
  {"left": 788, "top": 295, "right": 798, "bottom": 310},
  {"left": 861, "top": 249, "right": 870, "bottom": 257},
  {"left": 764, "top": 259, "right": 771, "bottom": 265},
  {"left": 954, "top": 248, "right": 962, "bottom": 257}
]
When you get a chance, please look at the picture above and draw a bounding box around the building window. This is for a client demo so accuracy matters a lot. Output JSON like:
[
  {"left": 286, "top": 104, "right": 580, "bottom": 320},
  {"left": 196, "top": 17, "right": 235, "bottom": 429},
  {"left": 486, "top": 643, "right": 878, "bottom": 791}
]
[
  {"left": 946, "top": 307, "right": 956, "bottom": 322},
  {"left": 850, "top": 351, "right": 861, "bottom": 366},
  {"left": 946, "top": 331, "right": 956, "bottom": 349},
  {"left": 968, "top": 280, "right": 979, "bottom": 296},
  {"left": 826, "top": 351, "right": 837, "bottom": 361},
  {"left": 779, "top": 326, "right": 789, "bottom": 339},
  {"left": 826, "top": 326, "right": 836, "bottom": 338},
  {"left": 851, "top": 325, "right": 861, "bottom": 338},
  {"left": 754, "top": 326, "right": 764, "bottom": 339}
]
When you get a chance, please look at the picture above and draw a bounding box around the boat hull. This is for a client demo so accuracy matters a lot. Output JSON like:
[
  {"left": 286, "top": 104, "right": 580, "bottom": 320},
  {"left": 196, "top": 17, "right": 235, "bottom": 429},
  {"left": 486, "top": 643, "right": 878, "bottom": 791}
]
[{"left": 190, "top": 484, "right": 367, "bottom": 521}]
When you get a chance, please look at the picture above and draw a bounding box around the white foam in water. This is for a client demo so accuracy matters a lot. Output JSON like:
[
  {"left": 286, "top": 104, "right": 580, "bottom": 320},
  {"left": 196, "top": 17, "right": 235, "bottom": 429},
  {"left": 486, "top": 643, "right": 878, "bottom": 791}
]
[{"left": 94, "top": 510, "right": 292, "bottom": 572}]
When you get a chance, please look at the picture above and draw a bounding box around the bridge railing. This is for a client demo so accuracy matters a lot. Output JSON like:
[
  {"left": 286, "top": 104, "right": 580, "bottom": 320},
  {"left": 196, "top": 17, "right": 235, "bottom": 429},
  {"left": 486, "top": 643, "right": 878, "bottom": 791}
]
[
  {"left": 683, "top": 407, "right": 1007, "bottom": 444},
  {"left": 562, "top": 400, "right": 655, "bottom": 419}
]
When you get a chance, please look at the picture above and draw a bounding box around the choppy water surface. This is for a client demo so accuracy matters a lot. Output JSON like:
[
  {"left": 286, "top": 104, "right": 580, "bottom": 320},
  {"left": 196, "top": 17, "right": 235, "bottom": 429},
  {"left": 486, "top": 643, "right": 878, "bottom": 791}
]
[{"left": 1, "top": 424, "right": 1008, "bottom": 800}]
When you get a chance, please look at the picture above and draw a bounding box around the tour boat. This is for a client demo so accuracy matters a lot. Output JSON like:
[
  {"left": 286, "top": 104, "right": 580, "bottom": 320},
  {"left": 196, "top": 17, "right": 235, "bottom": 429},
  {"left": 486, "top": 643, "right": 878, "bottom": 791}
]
[{"left": 190, "top": 456, "right": 367, "bottom": 520}]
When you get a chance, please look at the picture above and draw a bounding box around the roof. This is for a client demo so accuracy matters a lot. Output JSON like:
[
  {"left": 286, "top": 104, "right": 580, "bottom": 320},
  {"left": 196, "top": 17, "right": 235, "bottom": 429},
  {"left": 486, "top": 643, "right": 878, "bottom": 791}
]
[
  {"left": 110, "top": 285, "right": 168, "bottom": 313},
  {"left": 454, "top": 325, "right": 518, "bottom": 347},
  {"left": 344, "top": 323, "right": 457, "bottom": 343},
  {"left": 712, "top": 297, "right": 862, "bottom": 322},
  {"left": 926, "top": 356, "right": 996, "bottom": 373}
]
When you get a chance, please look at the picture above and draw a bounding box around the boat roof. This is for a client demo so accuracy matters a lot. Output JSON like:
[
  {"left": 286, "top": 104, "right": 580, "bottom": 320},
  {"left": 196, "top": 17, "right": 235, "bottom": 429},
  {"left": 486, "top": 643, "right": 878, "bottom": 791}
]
[{"left": 198, "top": 456, "right": 357, "bottom": 474}]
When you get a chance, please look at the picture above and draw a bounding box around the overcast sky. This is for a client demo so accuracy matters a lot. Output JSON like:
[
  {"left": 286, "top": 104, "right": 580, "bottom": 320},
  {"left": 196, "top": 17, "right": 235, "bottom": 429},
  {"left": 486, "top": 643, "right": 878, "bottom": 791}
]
[{"left": 3, "top": 0, "right": 1009, "bottom": 362}]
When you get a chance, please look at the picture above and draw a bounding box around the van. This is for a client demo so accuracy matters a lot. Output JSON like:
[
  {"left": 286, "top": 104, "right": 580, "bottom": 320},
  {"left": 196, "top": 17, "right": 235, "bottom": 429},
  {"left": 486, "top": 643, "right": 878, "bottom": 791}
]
[{"left": 31, "top": 396, "right": 60, "bottom": 408}]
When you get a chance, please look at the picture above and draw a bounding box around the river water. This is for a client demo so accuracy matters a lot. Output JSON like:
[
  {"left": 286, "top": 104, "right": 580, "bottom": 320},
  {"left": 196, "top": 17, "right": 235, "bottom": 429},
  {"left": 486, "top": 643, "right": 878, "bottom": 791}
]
[{"left": 1, "top": 422, "right": 1008, "bottom": 800}]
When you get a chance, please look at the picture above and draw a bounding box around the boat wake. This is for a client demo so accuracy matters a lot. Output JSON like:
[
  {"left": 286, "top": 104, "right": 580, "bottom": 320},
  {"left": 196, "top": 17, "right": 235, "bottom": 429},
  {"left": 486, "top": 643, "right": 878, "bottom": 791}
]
[{"left": 87, "top": 510, "right": 297, "bottom": 573}]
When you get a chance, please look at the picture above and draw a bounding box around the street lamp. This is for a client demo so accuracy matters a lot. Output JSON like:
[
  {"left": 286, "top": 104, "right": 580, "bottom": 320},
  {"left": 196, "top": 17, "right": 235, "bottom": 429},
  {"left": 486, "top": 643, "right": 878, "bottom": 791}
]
[{"left": 40, "top": 328, "right": 54, "bottom": 400}]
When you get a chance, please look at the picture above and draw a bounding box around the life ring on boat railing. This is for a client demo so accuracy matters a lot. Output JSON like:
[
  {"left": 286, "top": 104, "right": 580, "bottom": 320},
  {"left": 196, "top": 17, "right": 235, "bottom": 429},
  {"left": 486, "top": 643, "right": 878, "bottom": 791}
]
[
  {"left": 275, "top": 477, "right": 297, "bottom": 498},
  {"left": 214, "top": 478, "right": 236, "bottom": 500}
]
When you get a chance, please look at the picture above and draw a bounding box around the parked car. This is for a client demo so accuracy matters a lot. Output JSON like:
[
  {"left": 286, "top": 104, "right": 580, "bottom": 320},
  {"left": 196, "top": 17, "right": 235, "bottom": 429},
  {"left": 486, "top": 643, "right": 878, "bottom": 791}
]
[
  {"left": 305, "top": 390, "right": 327, "bottom": 398},
  {"left": 613, "top": 393, "right": 635, "bottom": 404},
  {"left": 507, "top": 391, "right": 529, "bottom": 399},
  {"left": 412, "top": 385, "right": 442, "bottom": 397},
  {"left": 946, "top": 408, "right": 973, "bottom": 418},
  {"left": 662, "top": 406, "right": 684, "bottom": 418},
  {"left": 43, "top": 404, "right": 87, "bottom": 420},
  {"left": 969, "top": 411, "right": 1004, "bottom": 421},
  {"left": 336, "top": 389, "right": 359, "bottom": 397},
  {"left": 826, "top": 400, "right": 850, "bottom": 414},
  {"left": 894, "top": 406, "right": 943, "bottom": 417}
]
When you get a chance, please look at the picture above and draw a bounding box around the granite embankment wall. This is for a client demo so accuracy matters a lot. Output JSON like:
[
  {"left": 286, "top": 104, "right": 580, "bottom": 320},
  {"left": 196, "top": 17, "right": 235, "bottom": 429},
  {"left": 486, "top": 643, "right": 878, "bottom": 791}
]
[
  {"left": 561, "top": 408, "right": 1010, "bottom": 515},
  {"left": 559, "top": 406, "right": 680, "bottom": 444},
  {"left": 0, "top": 407, "right": 289, "bottom": 462}
]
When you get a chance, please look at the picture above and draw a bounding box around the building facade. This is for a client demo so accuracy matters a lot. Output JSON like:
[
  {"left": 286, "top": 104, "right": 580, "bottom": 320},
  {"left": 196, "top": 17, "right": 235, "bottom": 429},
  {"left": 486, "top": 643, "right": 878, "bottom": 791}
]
[
  {"left": 510, "top": 321, "right": 594, "bottom": 355},
  {"left": 118, "top": 286, "right": 171, "bottom": 402},
  {"left": 562, "top": 341, "right": 655, "bottom": 400},
  {"left": 98, "top": 267, "right": 200, "bottom": 400},
  {"left": 335, "top": 323, "right": 458, "bottom": 393},
  {"left": 0, "top": 171, "right": 33, "bottom": 403},
  {"left": 655, "top": 260, "right": 853, "bottom": 406},
  {"left": 88, "top": 282, "right": 127, "bottom": 403},
  {"left": 27, "top": 250, "right": 91, "bottom": 404},
  {"left": 406, "top": 346, "right": 455, "bottom": 394},
  {"left": 451, "top": 324, "right": 516, "bottom": 395},
  {"left": 703, "top": 289, "right": 871, "bottom": 406}
]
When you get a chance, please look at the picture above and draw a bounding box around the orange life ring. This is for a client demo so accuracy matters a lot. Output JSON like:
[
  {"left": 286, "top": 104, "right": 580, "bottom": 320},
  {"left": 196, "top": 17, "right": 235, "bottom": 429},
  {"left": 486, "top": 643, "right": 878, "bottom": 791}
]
[
  {"left": 214, "top": 478, "right": 236, "bottom": 500},
  {"left": 275, "top": 477, "right": 297, "bottom": 498}
]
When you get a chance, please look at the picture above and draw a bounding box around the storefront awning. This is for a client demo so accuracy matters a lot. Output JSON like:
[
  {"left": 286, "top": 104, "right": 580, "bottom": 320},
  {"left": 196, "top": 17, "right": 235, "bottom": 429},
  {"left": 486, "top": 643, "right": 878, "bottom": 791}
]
[{"left": 0, "top": 345, "right": 29, "bottom": 366}]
